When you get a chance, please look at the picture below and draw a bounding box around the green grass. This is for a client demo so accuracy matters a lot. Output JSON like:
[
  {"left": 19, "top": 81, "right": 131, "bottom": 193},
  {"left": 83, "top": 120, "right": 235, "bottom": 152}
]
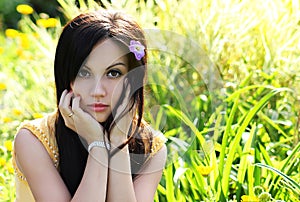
[{"left": 0, "top": 0, "right": 299, "bottom": 201}]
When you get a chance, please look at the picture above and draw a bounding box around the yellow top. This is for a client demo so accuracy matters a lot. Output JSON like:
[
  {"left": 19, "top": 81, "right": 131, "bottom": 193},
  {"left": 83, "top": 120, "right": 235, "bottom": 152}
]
[{"left": 12, "top": 111, "right": 166, "bottom": 202}]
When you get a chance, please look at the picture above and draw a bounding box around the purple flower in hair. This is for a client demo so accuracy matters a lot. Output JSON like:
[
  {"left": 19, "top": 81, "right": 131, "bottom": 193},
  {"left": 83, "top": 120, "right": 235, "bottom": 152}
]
[{"left": 129, "top": 40, "right": 145, "bottom": 60}]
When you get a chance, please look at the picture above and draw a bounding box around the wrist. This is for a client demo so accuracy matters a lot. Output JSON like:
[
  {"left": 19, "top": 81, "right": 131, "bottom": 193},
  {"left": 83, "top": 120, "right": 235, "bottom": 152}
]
[
  {"left": 110, "top": 135, "right": 127, "bottom": 146},
  {"left": 85, "top": 133, "right": 107, "bottom": 145},
  {"left": 88, "top": 141, "right": 111, "bottom": 152}
]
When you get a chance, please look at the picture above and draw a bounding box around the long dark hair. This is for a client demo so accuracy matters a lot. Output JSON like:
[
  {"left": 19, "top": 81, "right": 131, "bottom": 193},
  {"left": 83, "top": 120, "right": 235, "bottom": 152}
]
[{"left": 54, "top": 10, "right": 152, "bottom": 196}]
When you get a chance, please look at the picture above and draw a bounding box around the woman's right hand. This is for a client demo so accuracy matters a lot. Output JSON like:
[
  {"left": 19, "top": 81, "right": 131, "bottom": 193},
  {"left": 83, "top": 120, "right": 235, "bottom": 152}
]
[{"left": 59, "top": 89, "right": 105, "bottom": 144}]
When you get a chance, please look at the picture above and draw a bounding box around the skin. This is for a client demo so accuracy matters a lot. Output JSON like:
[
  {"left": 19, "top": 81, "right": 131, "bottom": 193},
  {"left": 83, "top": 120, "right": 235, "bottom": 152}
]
[
  {"left": 14, "top": 39, "right": 167, "bottom": 202},
  {"left": 71, "top": 39, "right": 129, "bottom": 124}
]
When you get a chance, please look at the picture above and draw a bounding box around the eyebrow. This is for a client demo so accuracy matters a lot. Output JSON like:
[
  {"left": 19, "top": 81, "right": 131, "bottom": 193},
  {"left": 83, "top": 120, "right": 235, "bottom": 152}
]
[{"left": 83, "top": 62, "right": 127, "bottom": 71}]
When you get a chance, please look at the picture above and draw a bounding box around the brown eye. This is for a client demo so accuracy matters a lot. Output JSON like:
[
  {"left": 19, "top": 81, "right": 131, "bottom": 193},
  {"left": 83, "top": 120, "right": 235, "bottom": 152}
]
[{"left": 107, "top": 69, "right": 122, "bottom": 78}]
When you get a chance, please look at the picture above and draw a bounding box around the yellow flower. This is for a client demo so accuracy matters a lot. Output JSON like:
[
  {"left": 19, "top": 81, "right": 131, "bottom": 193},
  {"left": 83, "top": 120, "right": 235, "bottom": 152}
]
[
  {"left": 4, "top": 140, "right": 13, "bottom": 152},
  {"left": 16, "top": 4, "right": 34, "bottom": 15},
  {"left": 13, "top": 108, "right": 22, "bottom": 116},
  {"left": 0, "top": 83, "right": 6, "bottom": 90},
  {"left": 6, "top": 163, "right": 14, "bottom": 174},
  {"left": 196, "top": 165, "right": 214, "bottom": 176},
  {"left": 47, "top": 18, "right": 59, "bottom": 27},
  {"left": 5, "top": 29, "right": 19, "bottom": 38},
  {"left": 33, "top": 113, "right": 43, "bottom": 119},
  {"left": 0, "top": 158, "right": 6, "bottom": 167},
  {"left": 36, "top": 18, "right": 58, "bottom": 28},
  {"left": 36, "top": 19, "right": 47, "bottom": 28},
  {"left": 16, "top": 48, "right": 24, "bottom": 57},
  {"left": 3, "top": 117, "right": 12, "bottom": 123},
  {"left": 241, "top": 195, "right": 259, "bottom": 202}
]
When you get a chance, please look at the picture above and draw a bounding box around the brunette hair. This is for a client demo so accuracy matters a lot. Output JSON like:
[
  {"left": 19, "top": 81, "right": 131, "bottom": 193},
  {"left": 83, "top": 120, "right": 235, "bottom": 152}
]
[{"left": 54, "top": 10, "right": 152, "bottom": 195}]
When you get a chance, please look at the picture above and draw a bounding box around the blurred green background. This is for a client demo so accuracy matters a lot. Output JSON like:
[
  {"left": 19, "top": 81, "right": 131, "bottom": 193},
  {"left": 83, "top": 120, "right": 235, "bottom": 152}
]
[
  {"left": 0, "top": 0, "right": 299, "bottom": 201},
  {"left": 0, "top": 0, "right": 62, "bottom": 29}
]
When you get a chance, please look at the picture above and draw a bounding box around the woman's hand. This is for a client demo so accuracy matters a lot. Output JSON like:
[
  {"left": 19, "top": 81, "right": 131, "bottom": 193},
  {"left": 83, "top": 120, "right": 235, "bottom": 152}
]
[
  {"left": 58, "top": 90, "right": 76, "bottom": 131},
  {"left": 59, "top": 89, "right": 105, "bottom": 144}
]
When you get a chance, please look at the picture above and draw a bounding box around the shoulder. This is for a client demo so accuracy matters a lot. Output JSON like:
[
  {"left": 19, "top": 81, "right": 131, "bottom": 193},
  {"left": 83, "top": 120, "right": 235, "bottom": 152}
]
[
  {"left": 147, "top": 126, "right": 167, "bottom": 156},
  {"left": 141, "top": 125, "right": 167, "bottom": 167},
  {"left": 13, "top": 127, "right": 54, "bottom": 177},
  {"left": 14, "top": 110, "right": 57, "bottom": 161},
  {"left": 150, "top": 142, "right": 167, "bottom": 168},
  {"left": 14, "top": 128, "right": 47, "bottom": 155},
  {"left": 14, "top": 112, "right": 55, "bottom": 151},
  {"left": 13, "top": 111, "right": 59, "bottom": 179},
  {"left": 133, "top": 120, "right": 167, "bottom": 154},
  {"left": 13, "top": 126, "right": 71, "bottom": 201},
  {"left": 18, "top": 112, "right": 58, "bottom": 160}
]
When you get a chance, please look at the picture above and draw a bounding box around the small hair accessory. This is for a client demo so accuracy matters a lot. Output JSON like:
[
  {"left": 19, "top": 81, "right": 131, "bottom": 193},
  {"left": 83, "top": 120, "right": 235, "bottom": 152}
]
[{"left": 129, "top": 40, "right": 145, "bottom": 60}]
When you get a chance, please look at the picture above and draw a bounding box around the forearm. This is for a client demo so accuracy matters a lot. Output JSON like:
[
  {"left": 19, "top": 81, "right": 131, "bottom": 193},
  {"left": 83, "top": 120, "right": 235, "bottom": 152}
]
[
  {"left": 107, "top": 145, "right": 137, "bottom": 202},
  {"left": 72, "top": 147, "right": 109, "bottom": 202}
]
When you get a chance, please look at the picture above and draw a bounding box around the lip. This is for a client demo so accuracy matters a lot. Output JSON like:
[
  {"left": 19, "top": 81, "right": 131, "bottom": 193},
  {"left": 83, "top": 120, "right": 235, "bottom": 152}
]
[{"left": 88, "top": 103, "right": 109, "bottom": 112}]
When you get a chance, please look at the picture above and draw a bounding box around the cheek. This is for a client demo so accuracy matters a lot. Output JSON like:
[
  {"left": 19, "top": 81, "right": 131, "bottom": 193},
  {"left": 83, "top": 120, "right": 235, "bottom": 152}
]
[
  {"left": 110, "top": 87, "right": 121, "bottom": 104},
  {"left": 70, "top": 83, "right": 87, "bottom": 107},
  {"left": 109, "top": 84, "right": 123, "bottom": 106},
  {"left": 70, "top": 87, "right": 79, "bottom": 97},
  {"left": 71, "top": 81, "right": 84, "bottom": 96}
]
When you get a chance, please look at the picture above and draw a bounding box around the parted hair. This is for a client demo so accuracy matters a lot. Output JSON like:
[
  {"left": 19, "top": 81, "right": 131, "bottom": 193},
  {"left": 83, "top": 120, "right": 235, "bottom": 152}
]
[{"left": 54, "top": 10, "right": 152, "bottom": 196}]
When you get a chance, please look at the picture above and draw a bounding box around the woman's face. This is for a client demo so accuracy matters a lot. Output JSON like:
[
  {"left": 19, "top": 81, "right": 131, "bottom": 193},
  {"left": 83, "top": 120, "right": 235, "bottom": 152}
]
[{"left": 71, "top": 39, "right": 128, "bottom": 122}]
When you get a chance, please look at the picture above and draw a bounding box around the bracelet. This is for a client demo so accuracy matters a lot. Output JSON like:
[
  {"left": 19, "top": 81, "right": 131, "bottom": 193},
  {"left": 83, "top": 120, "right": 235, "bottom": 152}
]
[{"left": 88, "top": 141, "right": 111, "bottom": 152}]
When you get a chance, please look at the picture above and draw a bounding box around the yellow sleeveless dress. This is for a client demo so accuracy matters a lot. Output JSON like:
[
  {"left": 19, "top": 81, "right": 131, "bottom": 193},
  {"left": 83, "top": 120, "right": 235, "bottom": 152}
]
[{"left": 12, "top": 111, "right": 166, "bottom": 202}]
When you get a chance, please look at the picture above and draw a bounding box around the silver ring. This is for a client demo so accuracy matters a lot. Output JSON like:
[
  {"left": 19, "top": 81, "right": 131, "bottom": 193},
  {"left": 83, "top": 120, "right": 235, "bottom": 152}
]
[{"left": 68, "top": 112, "right": 74, "bottom": 117}]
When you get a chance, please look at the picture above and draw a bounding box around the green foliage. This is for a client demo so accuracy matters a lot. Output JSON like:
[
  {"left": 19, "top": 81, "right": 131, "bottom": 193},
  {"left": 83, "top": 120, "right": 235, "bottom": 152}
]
[
  {"left": 0, "top": 0, "right": 29, "bottom": 29},
  {"left": 0, "top": 0, "right": 299, "bottom": 201}
]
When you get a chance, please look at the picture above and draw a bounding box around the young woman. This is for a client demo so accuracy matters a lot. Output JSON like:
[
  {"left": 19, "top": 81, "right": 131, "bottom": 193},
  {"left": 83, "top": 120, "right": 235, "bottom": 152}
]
[{"left": 13, "top": 10, "right": 167, "bottom": 202}]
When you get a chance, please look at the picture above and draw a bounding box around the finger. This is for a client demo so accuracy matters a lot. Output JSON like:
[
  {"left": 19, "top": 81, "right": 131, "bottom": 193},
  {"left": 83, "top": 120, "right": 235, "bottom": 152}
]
[
  {"left": 58, "top": 89, "right": 68, "bottom": 107},
  {"left": 71, "top": 96, "right": 85, "bottom": 117},
  {"left": 62, "top": 91, "right": 74, "bottom": 109},
  {"left": 58, "top": 90, "right": 76, "bottom": 131},
  {"left": 59, "top": 90, "right": 74, "bottom": 115}
]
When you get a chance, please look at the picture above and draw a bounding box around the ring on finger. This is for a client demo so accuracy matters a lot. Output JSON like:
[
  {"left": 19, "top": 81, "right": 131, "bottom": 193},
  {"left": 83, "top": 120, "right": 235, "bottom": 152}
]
[{"left": 68, "top": 112, "right": 74, "bottom": 117}]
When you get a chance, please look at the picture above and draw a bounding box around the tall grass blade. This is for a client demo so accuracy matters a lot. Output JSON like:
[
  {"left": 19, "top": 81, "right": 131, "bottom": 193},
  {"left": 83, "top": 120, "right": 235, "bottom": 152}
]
[
  {"left": 269, "top": 141, "right": 300, "bottom": 195},
  {"left": 258, "top": 111, "right": 289, "bottom": 138},
  {"left": 165, "top": 165, "right": 175, "bottom": 201},
  {"left": 163, "top": 105, "right": 207, "bottom": 155},
  {"left": 236, "top": 124, "right": 256, "bottom": 200},
  {"left": 255, "top": 163, "right": 300, "bottom": 193},
  {"left": 218, "top": 94, "right": 239, "bottom": 176},
  {"left": 221, "top": 88, "right": 288, "bottom": 198}
]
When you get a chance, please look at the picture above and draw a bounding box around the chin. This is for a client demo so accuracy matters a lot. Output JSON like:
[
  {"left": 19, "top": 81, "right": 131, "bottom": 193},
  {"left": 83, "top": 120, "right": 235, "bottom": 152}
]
[
  {"left": 85, "top": 111, "right": 108, "bottom": 123},
  {"left": 96, "top": 118, "right": 107, "bottom": 123},
  {"left": 94, "top": 114, "right": 109, "bottom": 123}
]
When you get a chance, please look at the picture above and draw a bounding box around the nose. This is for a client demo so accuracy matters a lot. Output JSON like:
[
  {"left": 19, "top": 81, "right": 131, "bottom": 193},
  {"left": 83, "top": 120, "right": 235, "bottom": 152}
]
[{"left": 91, "top": 78, "right": 107, "bottom": 98}]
